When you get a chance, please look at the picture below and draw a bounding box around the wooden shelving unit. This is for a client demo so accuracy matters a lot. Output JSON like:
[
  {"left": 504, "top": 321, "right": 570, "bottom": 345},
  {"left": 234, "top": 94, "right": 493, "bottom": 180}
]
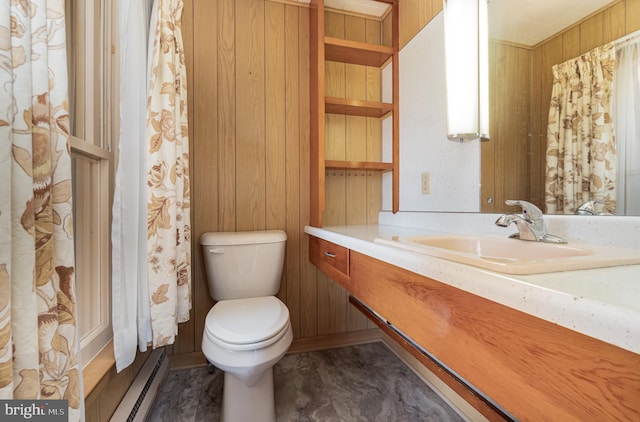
[{"left": 309, "top": 0, "right": 399, "bottom": 227}]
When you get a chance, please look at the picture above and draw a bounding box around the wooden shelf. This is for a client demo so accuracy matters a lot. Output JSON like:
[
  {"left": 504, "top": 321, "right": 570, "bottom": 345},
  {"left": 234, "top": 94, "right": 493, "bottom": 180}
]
[
  {"left": 325, "top": 160, "right": 394, "bottom": 171},
  {"left": 325, "top": 97, "right": 393, "bottom": 118},
  {"left": 309, "top": 0, "right": 399, "bottom": 228},
  {"left": 324, "top": 37, "right": 393, "bottom": 67}
]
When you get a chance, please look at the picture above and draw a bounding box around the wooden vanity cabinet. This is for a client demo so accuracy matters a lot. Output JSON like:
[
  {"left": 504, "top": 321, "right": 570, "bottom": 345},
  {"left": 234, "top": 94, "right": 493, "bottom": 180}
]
[{"left": 308, "top": 235, "right": 640, "bottom": 421}]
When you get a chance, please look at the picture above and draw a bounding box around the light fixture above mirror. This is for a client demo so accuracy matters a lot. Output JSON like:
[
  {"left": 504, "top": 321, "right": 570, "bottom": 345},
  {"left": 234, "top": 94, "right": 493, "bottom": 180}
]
[{"left": 443, "top": 0, "right": 489, "bottom": 142}]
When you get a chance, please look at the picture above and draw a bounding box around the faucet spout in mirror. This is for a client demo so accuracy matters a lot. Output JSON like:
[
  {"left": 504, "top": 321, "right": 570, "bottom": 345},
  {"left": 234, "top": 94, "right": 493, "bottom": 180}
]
[{"left": 575, "top": 199, "right": 613, "bottom": 216}]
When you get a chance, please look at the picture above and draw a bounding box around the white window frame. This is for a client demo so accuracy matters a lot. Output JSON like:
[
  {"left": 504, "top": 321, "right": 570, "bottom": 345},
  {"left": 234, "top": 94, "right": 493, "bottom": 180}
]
[{"left": 67, "top": 0, "right": 117, "bottom": 368}]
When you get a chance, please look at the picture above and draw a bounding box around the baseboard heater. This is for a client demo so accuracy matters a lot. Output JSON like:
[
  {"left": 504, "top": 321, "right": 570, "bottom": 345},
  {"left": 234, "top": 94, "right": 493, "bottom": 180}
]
[{"left": 110, "top": 349, "right": 169, "bottom": 422}]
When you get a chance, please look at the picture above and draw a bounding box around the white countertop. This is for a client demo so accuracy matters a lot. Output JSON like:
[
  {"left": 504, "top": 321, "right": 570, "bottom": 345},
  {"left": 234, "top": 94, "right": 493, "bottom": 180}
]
[{"left": 304, "top": 223, "right": 640, "bottom": 355}]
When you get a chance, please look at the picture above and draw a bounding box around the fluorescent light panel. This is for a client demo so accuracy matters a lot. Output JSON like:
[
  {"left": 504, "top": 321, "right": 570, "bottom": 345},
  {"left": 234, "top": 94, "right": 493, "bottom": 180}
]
[{"left": 444, "top": 0, "right": 489, "bottom": 142}]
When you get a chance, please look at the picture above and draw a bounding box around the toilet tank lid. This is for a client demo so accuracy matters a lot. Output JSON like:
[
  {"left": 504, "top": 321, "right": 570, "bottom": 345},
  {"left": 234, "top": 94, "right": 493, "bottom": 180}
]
[{"left": 200, "top": 230, "right": 287, "bottom": 246}]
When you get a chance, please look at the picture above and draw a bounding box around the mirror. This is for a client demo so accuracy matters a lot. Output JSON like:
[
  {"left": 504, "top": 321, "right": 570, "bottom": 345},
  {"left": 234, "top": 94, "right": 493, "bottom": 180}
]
[
  {"left": 482, "top": 0, "right": 638, "bottom": 215},
  {"left": 388, "top": 0, "right": 638, "bottom": 216}
]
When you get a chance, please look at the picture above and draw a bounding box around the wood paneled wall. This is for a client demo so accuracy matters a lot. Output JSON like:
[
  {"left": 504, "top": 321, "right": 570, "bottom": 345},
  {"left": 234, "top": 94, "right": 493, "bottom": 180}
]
[
  {"left": 173, "top": 0, "right": 382, "bottom": 355},
  {"left": 84, "top": 348, "right": 150, "bottom": 421},
  {"left": 481, "top": 42, "right": 532, "bottom": 212},
  {"left": 398, "top": 0, "right": 443, "bottom": 49},
  {"left": 529, "top": 0, "right": 640, "bottom": 212}
]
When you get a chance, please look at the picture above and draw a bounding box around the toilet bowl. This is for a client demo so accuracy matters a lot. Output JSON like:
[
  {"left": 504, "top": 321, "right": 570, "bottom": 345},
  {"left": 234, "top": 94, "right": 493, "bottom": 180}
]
[
  {"left": 200, "top": 231, "right": 292, "bottom": 422},
  {"left": 202, "top": 296, "right": 292, "bottom": 421}
]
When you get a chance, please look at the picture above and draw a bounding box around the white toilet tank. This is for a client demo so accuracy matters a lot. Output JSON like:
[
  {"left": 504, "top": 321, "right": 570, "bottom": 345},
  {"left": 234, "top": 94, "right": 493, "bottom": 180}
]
[{"left": 200, "top": 230, "right": 287, "bottom": 301}]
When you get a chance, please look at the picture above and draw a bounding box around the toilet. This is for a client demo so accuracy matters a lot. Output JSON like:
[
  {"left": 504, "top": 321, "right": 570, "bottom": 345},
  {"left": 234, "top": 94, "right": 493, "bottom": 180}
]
[{"left": 200, "top": 230, "right": 292, "bottom": 422}]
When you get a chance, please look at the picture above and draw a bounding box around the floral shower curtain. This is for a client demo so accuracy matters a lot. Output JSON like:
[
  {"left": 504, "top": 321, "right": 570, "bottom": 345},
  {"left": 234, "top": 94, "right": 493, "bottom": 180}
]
[
  {"left": 146, "top": 0, "right": 191, "bottom": 348},
  {"left": 0, "top": 0, "right": 82, "bottom": 419},
  {"left": 545, "top": 43, "right": 617, "bottom": 214}
]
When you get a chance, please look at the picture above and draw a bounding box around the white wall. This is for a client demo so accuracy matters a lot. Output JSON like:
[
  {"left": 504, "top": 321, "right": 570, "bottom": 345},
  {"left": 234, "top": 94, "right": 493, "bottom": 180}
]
[{"left": 383, "top": 13, "right": 481, "bottom": 212}]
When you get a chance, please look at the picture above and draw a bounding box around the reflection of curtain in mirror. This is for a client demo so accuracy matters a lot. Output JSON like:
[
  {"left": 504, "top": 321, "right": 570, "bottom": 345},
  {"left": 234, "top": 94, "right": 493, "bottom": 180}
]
[
  {"left": 545, "top": 44, "right": 617, "bottom": 214},
  {"left": 614, "top": 37, "right": 640, "bottom": 215}
]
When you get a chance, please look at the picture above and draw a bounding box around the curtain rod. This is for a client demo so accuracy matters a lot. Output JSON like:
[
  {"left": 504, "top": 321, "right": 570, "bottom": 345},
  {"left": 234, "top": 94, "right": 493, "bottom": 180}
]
[{"left": 613, "top": 28, "right": 640, "bottom": 49}]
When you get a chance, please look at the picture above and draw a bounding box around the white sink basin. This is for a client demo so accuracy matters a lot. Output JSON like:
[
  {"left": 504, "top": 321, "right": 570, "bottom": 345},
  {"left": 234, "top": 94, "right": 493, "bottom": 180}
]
[{"left": 375, "top": 234, "right": 640, "bottom": 274}]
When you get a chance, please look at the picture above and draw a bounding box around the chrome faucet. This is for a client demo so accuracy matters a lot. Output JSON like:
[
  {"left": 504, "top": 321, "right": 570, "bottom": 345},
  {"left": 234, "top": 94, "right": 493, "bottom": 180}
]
[
  {"left": 575, "top": 199, "right": 613, "bottom": 215},
  {"left": 495, "top": 200, "right": 567, "bottom": 244}
]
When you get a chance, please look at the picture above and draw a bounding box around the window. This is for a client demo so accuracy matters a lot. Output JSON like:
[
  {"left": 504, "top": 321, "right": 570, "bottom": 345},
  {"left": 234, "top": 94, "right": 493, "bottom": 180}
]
[{"left": 66, "top": 0, "right": 116, "bottom": 367}]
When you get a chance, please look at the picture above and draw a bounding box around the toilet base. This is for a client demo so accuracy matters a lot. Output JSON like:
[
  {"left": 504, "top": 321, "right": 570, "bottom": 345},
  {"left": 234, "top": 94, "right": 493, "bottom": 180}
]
[{"left": 222, "top": 368, "right": 275, "bottom": 422}]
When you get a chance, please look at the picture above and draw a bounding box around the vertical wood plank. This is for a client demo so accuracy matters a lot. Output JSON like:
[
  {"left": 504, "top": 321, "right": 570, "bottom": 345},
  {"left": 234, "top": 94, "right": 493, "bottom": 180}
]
[
  {"left": 418, "top": 0, "right": 433, "bottom": 28},
  {"left": 265, "top": 2, "right": 287, "bottom": 308},
  {"left": 626, "top": 0, "right": 640, "bottom": 33},
  {"left": 298, "top": 5, "right": 318, "bottom": 339},
  {"left": 323, "top": 10, "right": 346, "bottom": 228},
  {"left": 366, "top": 19, "right": 382, "bottom": 224},
  {"left": 580, "top": 14, "right": 604, "bottom": 54},
  {"left": 603, "top": 1, "right": 626, "bottom": 43},
  {"left": 285, "top": 4, "right": 302, "bottom": 338},
  {"left": 235, "top": 0, "right": 266, "bottom": 231},
  {"left": 516, "top": 47, "right": 531, "bottom": 203},
  {"left": 537, "top": 36, "right": 563, "bottom": 212},
  {"left": 189, "top": 0, "right": 217, "bottom": 353},
  {"left": 529, "top": 45, "right": 544, "bottom": 209},
  {"left": 325, "top": 11, "right": 346, "bottom": 169},
  {"left": 562, "top": 26, "right": 581, "bottom": 61},
  {"left": 218, "top": 0, "right": 237, "bottom": 231},
  {"left": 97, "top": 366, "right": 134, "bottom": 421},
  {"left": 540, "top": 35, "right": 563, "bottom": 126},
  {"left": 382, "top": 11, "right": 392, "bottom": 47},
  {"left": 85, "top": 401, "right": 100, "bottom": 422},
  {"left": 400, "top": 0, "right": 421, "bottom": 48},
  {"left": 319, "top": 9, "right": 344, "bottom": 334},
  {"left": 485, "top": 43, "right": 532, "bottom": 212},
  {"left": 309, "top": 0, "right": 325, "bottom": 227},
  {"left": 493, "top": 43, "right": 513, "bottom": 209},
  {"left": 432, "top": 0, "right": 443, "bottom": 17},
  {"left": 184, "top": 0, "right": 195, "bottom": 164},
  {"left": 344, "top": 15, "right": 368, "bottom": 227},
  {"left": 265, "top": 2, "right": 286, "bottom": 232}
]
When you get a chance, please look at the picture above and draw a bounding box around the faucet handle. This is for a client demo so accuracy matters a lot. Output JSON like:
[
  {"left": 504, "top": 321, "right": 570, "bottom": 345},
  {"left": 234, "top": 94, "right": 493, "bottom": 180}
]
[{"left": 505, "top": 200, "right": 543, "bottom": 221}]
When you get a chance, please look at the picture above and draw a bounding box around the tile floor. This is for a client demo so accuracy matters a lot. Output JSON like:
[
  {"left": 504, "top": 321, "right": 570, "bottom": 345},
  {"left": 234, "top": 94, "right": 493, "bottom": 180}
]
[{"left": 149, "top": 341, "right": 465, "bottom": 421}]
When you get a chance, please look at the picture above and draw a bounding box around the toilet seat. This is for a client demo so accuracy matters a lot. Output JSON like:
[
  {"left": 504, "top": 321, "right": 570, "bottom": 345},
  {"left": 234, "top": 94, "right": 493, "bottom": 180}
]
[{"left": 205, "top": 296, "right": 290, "bottom": 351}]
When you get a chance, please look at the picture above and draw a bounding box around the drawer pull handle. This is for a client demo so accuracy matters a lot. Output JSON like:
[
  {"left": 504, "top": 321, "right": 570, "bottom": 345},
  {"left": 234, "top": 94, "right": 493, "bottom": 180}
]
[{"left": 324, "top": 251, "right": 336, "bottom": 258}]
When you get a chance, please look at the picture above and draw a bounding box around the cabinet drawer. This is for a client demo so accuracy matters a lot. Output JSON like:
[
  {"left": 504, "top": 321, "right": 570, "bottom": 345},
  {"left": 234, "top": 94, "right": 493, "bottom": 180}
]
[{"left": 309, "top": 236, "right": 349, "bottom": 280}]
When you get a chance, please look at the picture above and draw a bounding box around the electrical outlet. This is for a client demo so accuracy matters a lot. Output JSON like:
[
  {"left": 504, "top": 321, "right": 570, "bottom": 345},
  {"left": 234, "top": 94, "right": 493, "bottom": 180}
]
[{"left": 421, "top": 172, "right": 430, "bottom": 194}]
